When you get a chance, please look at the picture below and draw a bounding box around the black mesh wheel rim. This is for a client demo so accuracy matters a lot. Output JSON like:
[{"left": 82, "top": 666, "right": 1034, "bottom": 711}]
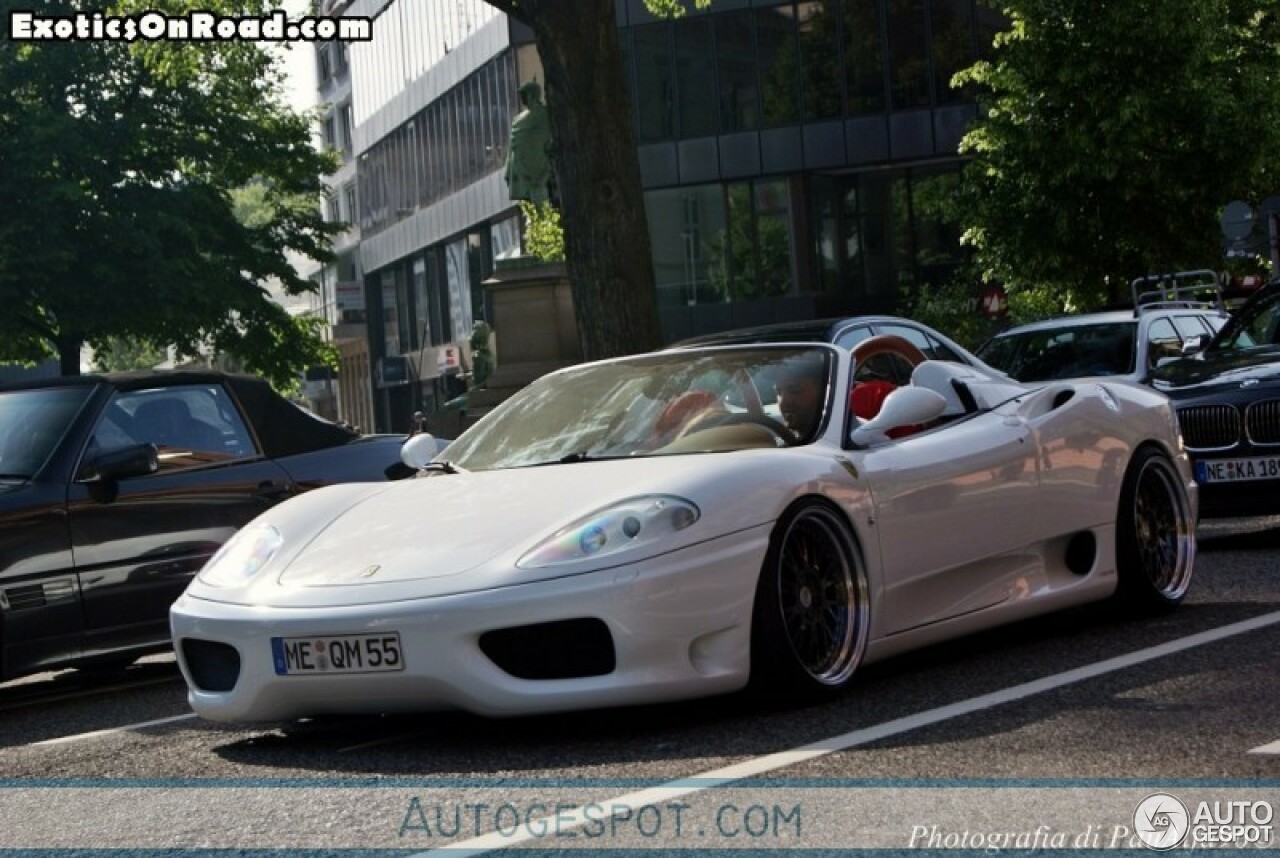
[
  {"left": 775, "top": 507, "right": 867, "bottom": 685},
  {"left": 1132, "top": 456, "right": 1194, "bottom": 600}
]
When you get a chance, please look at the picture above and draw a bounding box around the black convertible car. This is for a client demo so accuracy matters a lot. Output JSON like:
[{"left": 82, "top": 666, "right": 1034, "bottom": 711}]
[
  {"left": 1150, "top": 279, "right": 1280, "bottom": 519},
  {"left": 0, "top": 370, "right": 410, "bottom": 682}
]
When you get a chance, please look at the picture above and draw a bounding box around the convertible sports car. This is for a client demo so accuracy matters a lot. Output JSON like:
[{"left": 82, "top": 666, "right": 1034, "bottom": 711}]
[
  {"left": 0, "top": 370, "right": 411, "bottom": 683},
  {"left": 171, "top": 339, "right": 1196, "bottom": 722}
]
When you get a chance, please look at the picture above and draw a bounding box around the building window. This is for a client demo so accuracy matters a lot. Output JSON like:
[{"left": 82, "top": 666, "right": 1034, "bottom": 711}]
[
  {"left": 674, "top": 18, "right": 718, "bottom": 138},
  {"left": 633, "top": 24, "right": 675, "bottom": 143},
  {"left": 317, "top": 43, "right": 332, "bottom": 84},
  {"left": 930, "top": 0, "right": 977, "bottom": 105},
  {"left": 753, "top": 179, "right": 794, "bottom": 296},
  {"left": 343, "top": 182, "right": 357, "bottom": 228},
  {"left": 321, "top": 113, "right": 338, "bottom": 151},
  {"left": 334, "top": 40, "right": 349, "bottom": 76},
  {"left": 798, "top": 1, "right": 843, "bottom": 122},
  {"left": 646, "top": 185, "right": 728, "bottom": 308},
  {"left": 756, "top": 4, "right": 800, "bottom": 127},
  {"left": 887, "top": 0, "right": 931, "bottom": 109},
  {"left": 843, "top": 0, "right": 887, "bottom": 114},
  {"left": 338, "top": 101, "right": 354, "bottom": 157},
  {"left": 716, "top": 11, "right": 760, "bottom": 133}
]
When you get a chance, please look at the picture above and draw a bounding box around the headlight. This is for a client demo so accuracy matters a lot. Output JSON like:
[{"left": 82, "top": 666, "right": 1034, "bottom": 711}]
[
  {"left": 517, "top": 496, "right": 700, "bottom": 569},
  {"left": 198, "top": 523, "right": 284, "bottom": 588}
]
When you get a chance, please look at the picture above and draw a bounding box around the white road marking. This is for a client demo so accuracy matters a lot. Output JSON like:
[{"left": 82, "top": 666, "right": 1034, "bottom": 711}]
[
  {"left": 1249, "top": 739, "right": 1280, "bottom": 755},
  {"left": 409, "top": 609, "right": 1280, "bottom": 858},
  {"left": 30, "top": 713, "right": 196, "bottom": 747}
]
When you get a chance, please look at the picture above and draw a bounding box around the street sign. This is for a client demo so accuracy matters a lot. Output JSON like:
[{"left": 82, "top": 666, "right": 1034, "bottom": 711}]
[
  {"left": 979, "top": 285, "right": 1008, "bottom": 317},
  {"left": 1221, "top": 200, "right": 1255, "bottom": 241}
]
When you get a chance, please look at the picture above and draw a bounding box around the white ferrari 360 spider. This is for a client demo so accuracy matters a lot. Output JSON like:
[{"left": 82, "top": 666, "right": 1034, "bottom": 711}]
[{"left": 170, "top": 338, "right": 1196, "bottom": 723}]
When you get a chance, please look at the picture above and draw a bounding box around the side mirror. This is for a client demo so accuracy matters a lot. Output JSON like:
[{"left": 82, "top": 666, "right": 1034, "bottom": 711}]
[
  {"left": 1181, "top": 334, "right": 1209, "bottom": 356},
  {"left": 79, "top": 443, "right": 159, "bottom": 483},
  {"left": 850, "top": 387, "right": 948, "bottom": 448},
  {"left": 400, "top": 433, "right": 439, "bottom": 469}
]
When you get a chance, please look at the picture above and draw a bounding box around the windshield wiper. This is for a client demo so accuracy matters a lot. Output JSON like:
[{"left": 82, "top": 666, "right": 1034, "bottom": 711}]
[
  {"left": 0, "top": 473, "right": 32, "bottom": 480},
  {"left": 521, "top": 452, "right": 636, "bottom": 468},
  {"left": 421, "top": 460, "right": 467, "bottom": 474}
]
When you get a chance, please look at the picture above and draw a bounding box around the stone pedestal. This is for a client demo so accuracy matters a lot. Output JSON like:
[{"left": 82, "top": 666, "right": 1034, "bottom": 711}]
[{"left": 465, "top": 258, "right": 580, "bottom": 423}]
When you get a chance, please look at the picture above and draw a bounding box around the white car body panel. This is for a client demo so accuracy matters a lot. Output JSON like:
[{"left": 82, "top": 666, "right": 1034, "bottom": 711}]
[{"left": 171, "top": 345, "right": 1196, "bottom": 722}]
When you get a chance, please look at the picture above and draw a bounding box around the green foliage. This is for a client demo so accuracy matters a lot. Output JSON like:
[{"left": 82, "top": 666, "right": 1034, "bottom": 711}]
[
  {"left": 91, "top": 337, "right": 168, "bottom": 372},
  {"left": 901, "top": 276, "right": 1001, "bottom": 351},
  {"left": 0, "top": 0, "right": 339, "bottom": 386},
  {"left": 641, "top": 0, "right": 711, "bottom": 18},
  {"left": 952, "top": 0, "right": 1280, "bottom": 311},
  {"left": 519, "top": 200, "right": 565, "bottom": 262}
]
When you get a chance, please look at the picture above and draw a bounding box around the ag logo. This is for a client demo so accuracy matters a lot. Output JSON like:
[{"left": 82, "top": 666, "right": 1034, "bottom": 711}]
[{"left": 1134, "top": 793, "right": 1190, "bottom": 850}]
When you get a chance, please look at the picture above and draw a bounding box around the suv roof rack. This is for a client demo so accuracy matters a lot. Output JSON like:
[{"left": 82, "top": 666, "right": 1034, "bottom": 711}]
[{"left": 1130, "top": 270, "right": 1225, "bottom": 315}]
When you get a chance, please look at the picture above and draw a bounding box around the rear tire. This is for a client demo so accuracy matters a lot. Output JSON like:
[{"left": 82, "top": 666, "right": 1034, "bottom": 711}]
[
  {"left": 1114, "top": 446, "right": 1195, "bottom": 614},
  {"left": 749, "top": 499, "right": 869, "bottom": 700}
]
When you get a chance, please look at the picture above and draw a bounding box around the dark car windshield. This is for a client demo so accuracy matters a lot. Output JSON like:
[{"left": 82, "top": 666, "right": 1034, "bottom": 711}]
[
  {"left": 977, "top": 322, "right": 1136, "bottom": 381},
  {"left": 1209, "top": 287, "right": 1280, "bottom": 354},
  {"left": 0, "top": 387, "right": 94, "bottom": 479},
  {"left": 441, "top": 346, "right": 834, "bottom": 471}
]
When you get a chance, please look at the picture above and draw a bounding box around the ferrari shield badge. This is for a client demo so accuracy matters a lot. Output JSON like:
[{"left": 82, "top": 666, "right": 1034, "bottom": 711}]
[{"left": 835, "top": 455, "right": 859, "bottom": 479}]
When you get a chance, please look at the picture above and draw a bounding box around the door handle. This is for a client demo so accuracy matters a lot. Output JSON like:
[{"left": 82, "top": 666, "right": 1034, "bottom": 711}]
[{"left": 255, "top": 481, "right": 292, "bottom": 501}]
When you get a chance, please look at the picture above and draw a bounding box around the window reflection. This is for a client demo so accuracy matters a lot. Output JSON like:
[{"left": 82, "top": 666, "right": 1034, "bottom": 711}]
[
  {"left": 887, "top": 0, "right": 931, "bottom": 109},
  {"left": 757, "top": 5, "right": 800, "bottom": 127},
  {"left": 797, "top": 2, "right": 842, "bottom": 121},
  {"left": 675, "top": 18, "right": 718, "bottom": 138},
  {"left": 716, "top": 12, "right": 759, "bottom": 133}
]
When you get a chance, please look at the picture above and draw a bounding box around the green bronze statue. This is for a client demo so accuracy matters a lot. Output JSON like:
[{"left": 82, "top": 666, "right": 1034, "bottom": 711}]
[
  {"left": 468, "top": 319, "right": 494, "bottom": 390},
  {"left": 504, "top": 81, "right": 553, "bottom": 204}
]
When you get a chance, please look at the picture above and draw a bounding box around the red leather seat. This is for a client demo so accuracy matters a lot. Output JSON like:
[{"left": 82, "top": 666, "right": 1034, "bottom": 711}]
[
  {"left": 850, "top": 380, "right": 921, "bottom": 439},
  {"left": 850, "top": 380, "right": 896, "bottom": 420}
]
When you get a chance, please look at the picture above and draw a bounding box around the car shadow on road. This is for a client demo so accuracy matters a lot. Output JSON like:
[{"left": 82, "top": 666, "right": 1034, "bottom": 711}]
[{"left": 207, "top": 597, "right": 1277, "bottom": 778}]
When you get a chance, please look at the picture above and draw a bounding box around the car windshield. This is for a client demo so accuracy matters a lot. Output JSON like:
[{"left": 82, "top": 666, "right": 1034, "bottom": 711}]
[
  {"left": 1209, "top": 288, "right": 1280, "bottom": 354},
  {"left": 977, "top": 322, "right": 1136, "bottom": 381},
  {"left": 0, "top": 386, "right": 94, "bottom": 479},
  {"left": 441, "top": 346, "right": 834, "bottom": 471}
]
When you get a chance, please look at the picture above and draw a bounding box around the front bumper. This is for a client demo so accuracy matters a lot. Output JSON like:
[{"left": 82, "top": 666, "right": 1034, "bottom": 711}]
[{"left": 170, "top": 526, "right": 771, "bottom": 722}]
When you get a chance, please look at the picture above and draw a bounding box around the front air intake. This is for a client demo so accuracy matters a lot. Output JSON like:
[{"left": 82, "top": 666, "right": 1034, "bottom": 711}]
[
  {"left": 479, "top": 618, "right": 615, "bottom": 680},
  {"left": 1064, "top": 531, "right": 1096, "bottom": 576},
  {"left": 181, "top": 638, "right": 241, "bottom": 692}
]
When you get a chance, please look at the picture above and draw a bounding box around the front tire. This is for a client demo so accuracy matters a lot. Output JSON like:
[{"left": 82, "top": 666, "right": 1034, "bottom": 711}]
[
  {"left": 1114, "top": 446, "right": 1195, "bottom": 614},
  {"left": 750, "top": 499, "right": 869, "bottom": 699}
]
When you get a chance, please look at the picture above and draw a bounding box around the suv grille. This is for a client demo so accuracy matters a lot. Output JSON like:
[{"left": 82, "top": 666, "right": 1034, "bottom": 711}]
[
  {"left": 1246, "top": 399, "right": 1280, "bottom": 445},
  {"left": 1177, "top": 405, "right": 1240, "bottom": 450}
]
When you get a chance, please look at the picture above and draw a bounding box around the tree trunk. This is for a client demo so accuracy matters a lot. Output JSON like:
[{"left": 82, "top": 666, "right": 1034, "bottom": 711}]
[
  {"left": 521, "top": 1, "right": 663, "bottom": 361},
  {"left": 57, "top": 336, "right": 83, "bottom": 377}
]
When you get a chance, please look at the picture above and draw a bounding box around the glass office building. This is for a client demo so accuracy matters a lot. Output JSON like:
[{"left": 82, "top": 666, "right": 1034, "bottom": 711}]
[
  {"left": 621, "top": 0, "right": 1004, "bottom": 341},
  {"left": 330, "top": 0, "right": 1003, "bottom": 430}
]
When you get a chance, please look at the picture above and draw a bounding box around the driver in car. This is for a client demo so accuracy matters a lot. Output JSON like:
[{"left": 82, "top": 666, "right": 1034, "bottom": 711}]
[{"left": 774, "top": 354, "right": 825, "bottom": 440}]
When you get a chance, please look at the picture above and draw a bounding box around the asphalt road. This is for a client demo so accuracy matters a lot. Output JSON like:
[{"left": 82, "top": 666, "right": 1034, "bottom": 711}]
[{"left": 1, "top": 524, "right": 1277, "bottom": 854}]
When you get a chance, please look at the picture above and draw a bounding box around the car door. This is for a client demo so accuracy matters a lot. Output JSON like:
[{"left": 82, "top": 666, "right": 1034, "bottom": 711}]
[
  {"left": 856, "top": 406, "right": 1040, "bottom": 636},
  {"left": 0, "top": 384, "right": 98, "bottom": 678},
  {"left": 66, "top": 383, "right": 297, "bottom": 652}
]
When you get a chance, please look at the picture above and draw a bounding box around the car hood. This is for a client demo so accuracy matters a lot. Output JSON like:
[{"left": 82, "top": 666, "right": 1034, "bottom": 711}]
[
  {"left": 1151, "top": 348, "right": 1280, "bottom": 393},
  {"left": 184, "top": 449, "right": 841, "bottom": 608}
]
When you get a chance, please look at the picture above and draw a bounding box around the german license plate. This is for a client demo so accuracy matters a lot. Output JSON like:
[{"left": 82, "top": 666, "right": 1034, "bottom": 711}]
[
  {"left": 271, "top": 633, "right": 403, "bottom": 675},
  {"left": 1194, "top": 456, "right": 1280, "bottom": 483}
]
